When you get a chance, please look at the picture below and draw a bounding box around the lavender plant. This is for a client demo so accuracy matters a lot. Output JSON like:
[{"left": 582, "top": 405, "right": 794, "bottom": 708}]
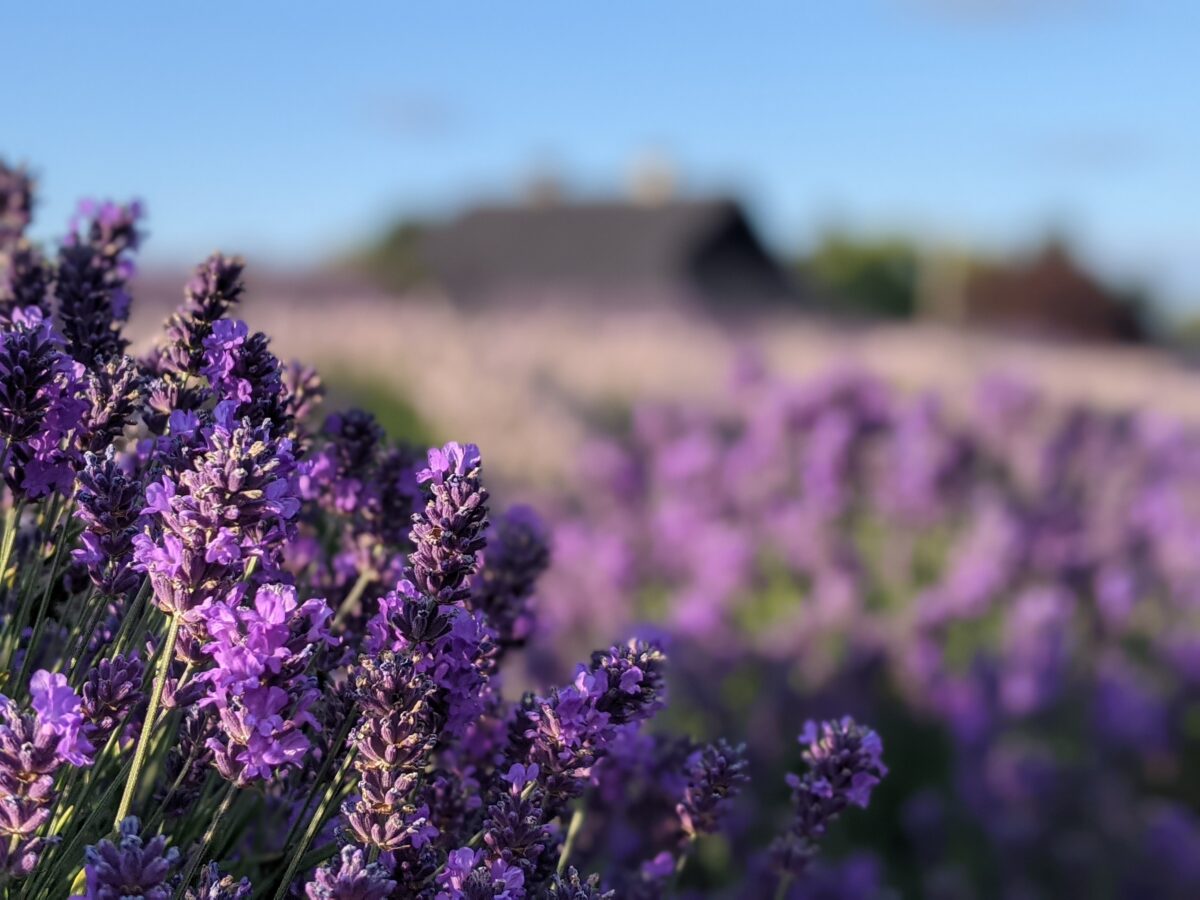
[
  {"left": 538, "top": 363, "right": 1200, "bottom": 897},
  {"left": 0, "top": 160, "right": 884, "bottom": 899}
]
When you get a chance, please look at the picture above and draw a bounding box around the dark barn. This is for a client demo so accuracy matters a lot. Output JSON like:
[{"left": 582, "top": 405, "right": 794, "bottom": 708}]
[
  {"left": 958, "top": 242, "right": 1144, "bottom": 343},
  {"left": 421, "top": 197, "right": 799, "bottom": 309}
]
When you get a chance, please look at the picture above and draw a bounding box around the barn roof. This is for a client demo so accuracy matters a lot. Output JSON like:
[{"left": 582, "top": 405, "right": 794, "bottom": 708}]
[{"left": 421, "top": 197, "right": 795, "bottom": 302}]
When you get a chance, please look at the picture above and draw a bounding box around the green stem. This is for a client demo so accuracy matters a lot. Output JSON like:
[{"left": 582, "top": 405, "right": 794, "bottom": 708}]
[
  {"left": 774, "top": 873, "right": 793, "bottom": 900},
  {"left": 557, "top": 806, "right": 586, "bottom": 875},
  {"left": 112, "top": 583, "right": 156, "bottom": 660},
  {"left": 333, "top": 570, "right": 374, "bottom": 627},
  {"left": 279, "top": 710, "right": 356, "bottom": 853},
  {"left": 110, "top": 578, "right": 151, "bottom": 649},
  {"left": 62, "top": 588, "right": 111, "bottom": 681},
  {"left": 26, "top": 756, "right": 133, "bottom": 900},
  {"left": 15, "top": 517, "right": 74, "bottom": 690},
  {"left": 113, "top": 613, "right": 179, "bottom": 827},
  {"left": 270, "top": 749, "right": 357, "bottom": 900},
  {"left": 144, "top": 733, "right": 205, "bottom": 835},
  {"left": 672, "top": 840, "right": 693, "bottom": 886},
  {"left": 0, "top": 502, "right": 19, "bottom": 593},
  {"left": 174, "top": 780, "right": 238, "bottom": 898}
]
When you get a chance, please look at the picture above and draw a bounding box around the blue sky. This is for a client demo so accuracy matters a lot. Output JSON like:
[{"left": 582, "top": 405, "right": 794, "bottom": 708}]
[{"left": 8, "top": 1, "right": 1200, "bottom": 311}]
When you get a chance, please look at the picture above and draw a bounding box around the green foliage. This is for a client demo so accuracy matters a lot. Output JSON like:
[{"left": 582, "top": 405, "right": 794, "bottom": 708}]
[
  {"left": 344, "top": 219, "right": 428, "bottom": 294},
  {"left": 798, "top": 231, "right": 920, "bottom": 319}
]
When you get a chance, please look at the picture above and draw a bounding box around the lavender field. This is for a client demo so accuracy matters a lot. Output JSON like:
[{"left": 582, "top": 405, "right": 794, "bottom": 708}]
[{"left": 5, "top": 159, "right": 1200, "bottom": 900}]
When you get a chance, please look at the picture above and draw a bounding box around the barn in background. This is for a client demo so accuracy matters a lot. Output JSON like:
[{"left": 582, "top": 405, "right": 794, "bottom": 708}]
[
  {"left": 920, "top": 240, "right": 1146, "bottom": 343},
  {"left": 421, "top": 194, "right": 800, "bottom": 310}
]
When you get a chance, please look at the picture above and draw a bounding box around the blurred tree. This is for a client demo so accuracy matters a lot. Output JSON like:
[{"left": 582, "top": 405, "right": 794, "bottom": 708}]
[
  {"left": 797, "top": 231, "right": 919, "bottom": 318},
  {"left": 344, "top": 219, "right": 429, "bottom": 294}
]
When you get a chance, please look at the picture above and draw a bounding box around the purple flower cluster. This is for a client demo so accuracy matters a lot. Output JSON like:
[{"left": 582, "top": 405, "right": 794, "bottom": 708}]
[
  {"left": 143, "top": 254, "right": 247, "bottom": 429},
  {"left": 470, "top": 505, "right": 550, "bottom": 651},
  {"left": 0, "top": 672, "right": 92, "bottom": 876},
  {"left": 435, "top": 846, "right": 524, "bottom": 899},
  {"left": 410, "top": 441, "right": 489, "bottom": 605},
  {"left": 305, "top": 845, "right": 396, "bottom": 899},
  {"left": 0, "top": 162, "right": 888, "bottom": 900},
  {"left": 78, "top": 816, "right": 179, "bottom": 900},
  {"left": 522, "top": 639, "right": 667, "bottom": 809},
  {"left": 292, "top": 409, "right": 422, "bottom": 622},
  {"left": 56, "top": 199, "right": 142, "bottom": 366},
  {"left": 538, "top": 362, "right": 1200, "bottom": 895},
  {"left": 342, "top": 650, "right": 440, "bottom": 863},
  {"left": 133, "top": 411, "right": 300, "bottom": 647},
  {"left": 0, "top": 309, "right": 85, "bottom": 498},
  {"left": 74, "top": 448, "right": 146, "bottom": 598},
  {"left": 79, "top": 652, "right": 145, "bottom": 748},
  {"left": 770, "top": 719, "right": 887, "bottom": 882},
  {"left": 676, "top": 739, "right": 750, "bottom": 842},
  {"left": 201, "top": 318, "right": 290, "bottom": 428},
  {"left": 199, "top": 583, "right": 334, "bottom": 784}
]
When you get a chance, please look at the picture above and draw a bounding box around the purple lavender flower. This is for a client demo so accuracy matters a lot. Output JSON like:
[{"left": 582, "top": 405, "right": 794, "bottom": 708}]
[
  {"left": 201, "top": 318, "right": 289, "bottom": 428},
  {"left": 133, "top": 415, "right": 300, "bottom": 640},
  {"left": 167, "top": 254, "right": 246, "bottom": 368},
  {"left": 0, "top": 308, "right": 85, "bottom": 498},
  {"left": 476, "top": 763, "right": 554, "bottom": 888},
  {"left": 409, "top": 441, "right": 489, "bottom": 605},
  {"left": 1, "top": 242, "right": 52, "bottom": 324},
  {"left": 0, "top": 161, "right": 33, "bottom": 250},
  {"left": 344, "top": 651, "right": 442, "bottom": 856},
  {"left": 184, "top": 862, "right": 253, "bottom": 900},
  {"left": 543, "top": 868, "right": 614, "bottom": 899},
  {"left": 0, "top": 701, "right": 61, "bottom": 876},
  {"left": 368, "top": 585, "right": 494, "bottom": 738},
  {"left": 676, "top": 739, "right": 749, "bottom": 841},
  {"left": 305, "top": 845, "right": 397, "bottom": 900},
  {"left": 141, "top": 253, "right": 246, "bottom": 430},
  {"left": 74, "top": 448, "right": 146, "bottom": 598},
  {"left": 56, "top": 199, "right": 143, "bottom": 365},
  {"left": 30, "top": 670, "right": 94, "bottom": 766},
  {"left": 199, "top": 583, "right": 334, "bottom": 785},
  {"left": 302, "top": 410, "right": 386, "bottom": 519},
  {"left": 365, "top": 445, "right": 424, "bottom": 554},
  {"left": 522, "top": 640, "right": 667, "bottom": 810},
  {"left": 283, "top": 360, "right": 324, "bottom": 427},
  {"left": 80, "top": 652, "right": 145, "bottom": 748},
  {"left": 435, "top": 847, "right": 524, "bottom": 899},
  {"left": 80, "top": 355, "right": 143, "bottom": 453},
  {"left": 78, "top": 816, "right": 180, "bottom": 900},
  {"left": 770, "top": 718, "right": 887, "bottom": 881},
  {"left": 0, "top": 673, "right": 93, "bottom": 878},
  {"left": 471, "top": 505, "right": 550, "bottom": 650}
]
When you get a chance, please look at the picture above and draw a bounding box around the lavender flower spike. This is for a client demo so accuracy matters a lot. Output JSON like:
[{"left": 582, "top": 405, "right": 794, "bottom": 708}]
[
  {"left": 77, "top": 816, "right": 180, "bottom": 900},
  {"left": 185, "top": 862, "right": 253, "bottom": 900},
  {"left": 770, "top": 717, "right": 888, "bottom": 881},
  {"left": 677, "top": 739, "right": 750, "bottom": 841},
  {"left": 471, "top": 504, "right": 550, "bottom": 649},
  {"left": 0, "top": 160, "right": 34, "bottom": 249},
  {"left": 80, "top": 653, "right": 145, "bottom": 748},
  {"left": 305, "top": 845, "right": 397, "bottom": 900},
  {"left": 410, "top": 441, "right": 489, "bottom": 605}
]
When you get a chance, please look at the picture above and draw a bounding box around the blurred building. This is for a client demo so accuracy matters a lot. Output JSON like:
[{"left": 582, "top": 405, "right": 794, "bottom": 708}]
[
  {"left": 421, "top": 190, "right": 799, "bottom": 309},
  {"left": 920, "top": 241, "right": 1144, "bottom": 343}
]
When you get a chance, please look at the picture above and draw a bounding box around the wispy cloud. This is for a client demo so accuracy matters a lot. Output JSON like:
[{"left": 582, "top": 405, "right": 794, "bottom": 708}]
[
  {"left": 1027, "top": 130, "right": 1150, "bottom": 174},
  {"left": 361, "top": 93, "right": 462, "bottom": 141},
  {"left": 904, "top": 0, "right": 1092, "bottom": 24}
]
